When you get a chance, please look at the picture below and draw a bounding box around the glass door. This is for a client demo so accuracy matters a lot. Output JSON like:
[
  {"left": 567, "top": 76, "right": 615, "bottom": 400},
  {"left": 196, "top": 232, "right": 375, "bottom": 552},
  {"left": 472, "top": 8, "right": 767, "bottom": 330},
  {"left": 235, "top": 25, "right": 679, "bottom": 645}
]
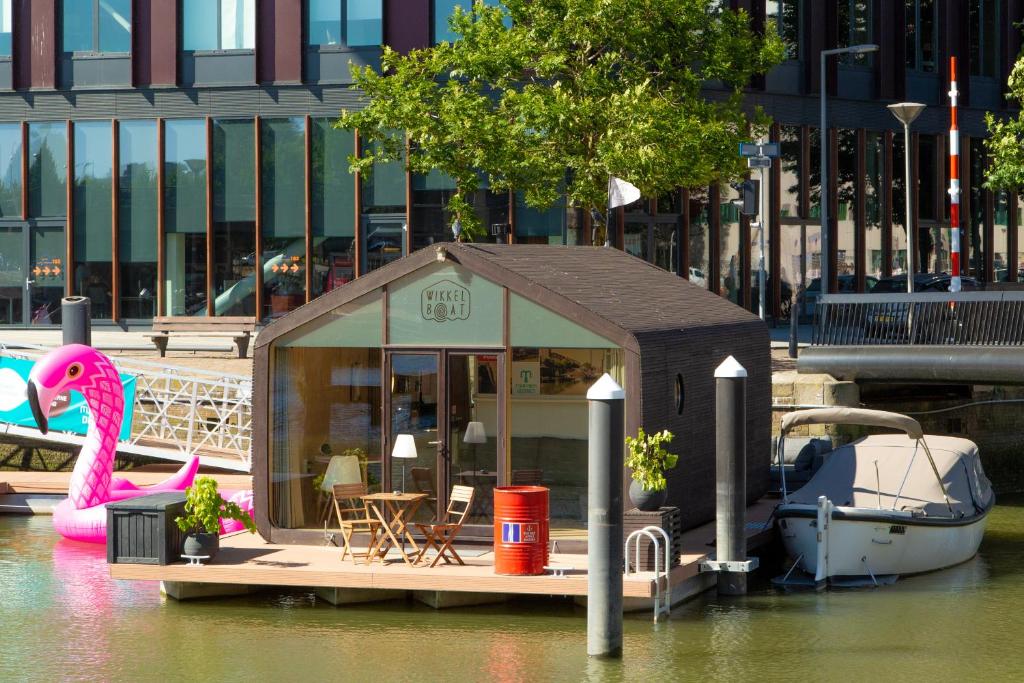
[
  {"left": 29, "top": 224, "right": 65, "bottom": 325},
  {"left": 0, "top": 225, "right": 24, "bottom": 325},
  {"left": 444, "top": 352, "right": 502, "bottom": 536},
  {"left": 652, "top": 218, "right": 680, "bottom": 274},
  {"left": 386, "top": 352, "right": 441, "bottom": 523}
]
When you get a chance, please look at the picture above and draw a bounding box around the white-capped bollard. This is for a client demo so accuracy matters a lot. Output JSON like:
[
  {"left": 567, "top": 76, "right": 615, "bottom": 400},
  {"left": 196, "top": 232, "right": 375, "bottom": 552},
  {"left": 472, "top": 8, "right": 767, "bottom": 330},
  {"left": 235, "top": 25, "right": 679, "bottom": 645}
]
[{"left": 714, "top": 356, "right": 751, "bottom": 595}]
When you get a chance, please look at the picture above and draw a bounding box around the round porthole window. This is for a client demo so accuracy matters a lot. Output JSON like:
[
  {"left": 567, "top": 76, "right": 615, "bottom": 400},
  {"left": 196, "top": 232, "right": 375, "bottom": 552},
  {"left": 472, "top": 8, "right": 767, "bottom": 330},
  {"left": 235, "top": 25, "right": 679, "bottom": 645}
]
[{"left": 674, "top": 373, "right": 684, "bottom": 415}]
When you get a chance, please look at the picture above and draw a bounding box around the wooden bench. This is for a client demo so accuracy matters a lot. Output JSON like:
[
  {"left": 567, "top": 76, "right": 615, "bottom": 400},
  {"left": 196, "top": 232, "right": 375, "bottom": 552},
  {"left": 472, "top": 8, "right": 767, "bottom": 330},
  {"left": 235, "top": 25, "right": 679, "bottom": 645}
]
[{"left": 144, "top": 317, "right": 257, "bottom": 359}]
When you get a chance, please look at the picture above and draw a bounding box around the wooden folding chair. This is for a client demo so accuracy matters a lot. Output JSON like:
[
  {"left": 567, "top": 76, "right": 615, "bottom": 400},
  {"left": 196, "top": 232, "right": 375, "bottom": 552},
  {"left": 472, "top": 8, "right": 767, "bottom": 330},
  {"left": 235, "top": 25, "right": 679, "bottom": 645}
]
[
  {"left": 332, "top": 483, "right": 382, "bottom": 565},
  {"left": 414, "top": 485, "right": 475, "bottom": 568}
]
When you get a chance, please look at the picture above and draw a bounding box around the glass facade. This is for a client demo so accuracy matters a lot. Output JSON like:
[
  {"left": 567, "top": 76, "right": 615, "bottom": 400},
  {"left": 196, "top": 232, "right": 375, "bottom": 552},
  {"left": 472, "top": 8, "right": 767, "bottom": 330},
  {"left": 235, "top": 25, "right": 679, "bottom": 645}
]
[
  {"left": 836, "top": 129, "right": 857, "bottom": 280},
  {"left": 969, "top": 0, "right": 999, "bottom": 78},
  {"left": 307, "top": 0, "right": 383, "bottom": 47},
  {"left": 164, "top": 119, "right": 208, "bottom": 317},
  {"left": 0, "top": 123, "right": 21, "bottom": 217},
  {"left": 62, "top": 0, "right": 131, "bottom": 53},
  {"left": 28, "top": 123, "right": 68, "bottom": 219},
  {"left": 311, "top": 119, "right": 356, "bottom": 297},
  {"left": 260, "top": 117, "right": 306, "bottom": 320},
  {"left": 72, "top": 121, "right": 113, "bottom": 319},
  {"left": 212, "top": 119, "right": 256, "bottom": 317},
  {"left": 719, "top": 184, "right": 742, "bottom": 304},
  {"left": 118, "top": 120, "right": 158, "bottom": 320},
  {"left": 182, "top": 0, "right": 255, "bottom": 51},
  {"left": 864, "top": 131, "right": 884, "bottom": 280},
  {"left": 0, "top": 0, "right": 11, "bottom": 57},
  {"left": 837, "top": 1, "right": 872, "bottom": 65},
  {"left": 906, "top": 0, "right": 937, "bottom": 73},
  {"left": 767, "top": 0, "right": 801, "bottom": 60},
  {"left": 433, "top": 0, "right": 506, "bottom": 44}
]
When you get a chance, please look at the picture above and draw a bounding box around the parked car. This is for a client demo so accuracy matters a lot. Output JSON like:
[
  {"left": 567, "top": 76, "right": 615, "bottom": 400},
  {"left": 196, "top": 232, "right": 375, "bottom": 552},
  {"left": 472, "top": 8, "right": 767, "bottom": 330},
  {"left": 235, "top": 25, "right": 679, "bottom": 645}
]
[
  {"left": 863, "top": 274, "right": 980, "bottom": 339},
  {"left": 869, "top": 273, "right": 979, "bottom": 294},
  {"left": 801, "top": 274, "right": 879, "bottom": 318}
]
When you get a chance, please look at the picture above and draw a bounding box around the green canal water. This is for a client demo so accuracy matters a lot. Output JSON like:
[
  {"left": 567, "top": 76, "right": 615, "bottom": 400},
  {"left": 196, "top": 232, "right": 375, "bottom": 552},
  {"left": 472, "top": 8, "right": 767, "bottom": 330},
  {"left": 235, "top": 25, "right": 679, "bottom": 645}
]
[{"left": 3, "top": 498, "right": 1024, "bottom": 682}]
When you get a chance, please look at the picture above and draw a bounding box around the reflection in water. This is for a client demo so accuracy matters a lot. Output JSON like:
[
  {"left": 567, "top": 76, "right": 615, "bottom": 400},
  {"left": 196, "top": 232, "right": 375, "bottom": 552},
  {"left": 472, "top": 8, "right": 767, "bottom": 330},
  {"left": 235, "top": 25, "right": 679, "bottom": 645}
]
[{"left": 2, "top": 497, "right": 1024, "bottom": 681}]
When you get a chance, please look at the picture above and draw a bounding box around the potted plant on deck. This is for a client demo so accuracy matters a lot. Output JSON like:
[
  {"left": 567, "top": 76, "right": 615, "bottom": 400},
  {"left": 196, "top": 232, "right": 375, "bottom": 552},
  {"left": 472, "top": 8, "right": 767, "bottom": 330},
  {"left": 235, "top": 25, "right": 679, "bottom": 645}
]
[
  {"left": 175, "top": 477, "right": 257, "bottom": 560},
  {"left": 625, "top": 428, "right": 679, "bottom": 511}
]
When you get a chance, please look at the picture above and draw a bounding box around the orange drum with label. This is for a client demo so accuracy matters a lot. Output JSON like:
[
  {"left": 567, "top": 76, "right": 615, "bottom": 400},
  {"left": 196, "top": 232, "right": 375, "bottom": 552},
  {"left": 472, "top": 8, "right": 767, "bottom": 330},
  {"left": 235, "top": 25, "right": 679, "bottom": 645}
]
[{"left": 493, "top": 486, "right": 549, "bottom": 575}]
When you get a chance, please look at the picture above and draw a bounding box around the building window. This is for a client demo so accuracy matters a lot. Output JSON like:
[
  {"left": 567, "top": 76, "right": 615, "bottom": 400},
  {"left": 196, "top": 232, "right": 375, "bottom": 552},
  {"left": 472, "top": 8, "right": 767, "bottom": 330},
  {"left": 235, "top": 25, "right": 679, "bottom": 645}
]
[
  {"left": 905, "top": 0, "right": 937, "bottom": 73},
  {"left": 864, "top": 132, "right": 884, "bottom": 281},
  {"left": 72, "top": 121, "right": 114, "bottom": 320},
  {"left": 182, "top": 0, "right": 255, "bottom": 51},
  {"left": 0, "top": 1, "right": 12, "bottom": 58},
  {"left": 118, "top": 120, "right": 158, "bottom": 320},
  {"left": 433, "top": 0, "right": 505, "bottom": 45},
  {"left": 837, "top": 1, "right": 872, "bottom": 65},
  {"left": 766, "top": 0, "right": 801, "bottom": 61},
  {"left": 212, "top": 119, "right": 256, "bottom": 317},
  {"left": 969, "top": 0, "right": 999, "bottom": 78},
  {"left": 311, "top": 119, "right": 356, "bottom": 297},
  {"left": 307, "top": 0, "right": 383, "bottom": 47},
  {"left": 28, "top": 123, "right": 68, "bottom": 219},
  {"left": 0, "top": 123, "right": 21, "bottom": 216},
  {"left": 62, "top": 0, "right": 131, "bottom": 54},
  {"left": 260, "top": 117, "right": 307, "bottom": 320},
  {"left": 163, "top": 119, "right": 208, "bottom": 317}
]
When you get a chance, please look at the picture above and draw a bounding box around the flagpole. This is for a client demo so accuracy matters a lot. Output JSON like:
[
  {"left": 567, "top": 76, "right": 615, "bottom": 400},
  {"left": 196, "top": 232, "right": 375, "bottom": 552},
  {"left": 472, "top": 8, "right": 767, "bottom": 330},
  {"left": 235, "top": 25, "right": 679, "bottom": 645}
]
[{"left": 604, "top": 174, "right": 612, "bottom": 248}]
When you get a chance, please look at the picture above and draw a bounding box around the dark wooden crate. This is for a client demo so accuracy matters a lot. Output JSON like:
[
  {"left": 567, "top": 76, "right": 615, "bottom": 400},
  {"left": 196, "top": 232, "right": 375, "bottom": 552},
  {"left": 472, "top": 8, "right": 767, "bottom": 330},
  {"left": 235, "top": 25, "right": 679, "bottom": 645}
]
[
  {"left": 106, "top": 492, "right": 188, "bottom": 565},
  {"left": 624, "top": 507, "right": 682, "bottom": 571}
]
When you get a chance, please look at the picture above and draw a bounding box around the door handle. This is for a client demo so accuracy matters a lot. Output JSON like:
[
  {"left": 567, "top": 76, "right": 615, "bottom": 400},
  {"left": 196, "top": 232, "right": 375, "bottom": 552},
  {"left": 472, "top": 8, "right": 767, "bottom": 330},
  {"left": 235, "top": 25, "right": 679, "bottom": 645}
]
[{"left": 25, "top": 279, "right": 35, "bottom": 287}]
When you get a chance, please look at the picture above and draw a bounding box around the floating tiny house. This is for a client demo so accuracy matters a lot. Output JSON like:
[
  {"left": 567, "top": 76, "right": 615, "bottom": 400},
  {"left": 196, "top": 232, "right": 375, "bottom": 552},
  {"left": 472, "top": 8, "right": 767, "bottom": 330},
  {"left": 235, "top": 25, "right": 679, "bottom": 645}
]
[{"left": 252, "top": 244, "right": 770, "bottom": 545}]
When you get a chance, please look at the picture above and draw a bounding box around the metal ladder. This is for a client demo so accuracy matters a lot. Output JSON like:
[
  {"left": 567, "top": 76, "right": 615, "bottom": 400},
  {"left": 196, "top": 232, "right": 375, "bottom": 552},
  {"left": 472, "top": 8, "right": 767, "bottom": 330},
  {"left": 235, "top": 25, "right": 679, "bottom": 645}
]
[{"left": 624, "top": 525, "right": 671, "bottom": 622}]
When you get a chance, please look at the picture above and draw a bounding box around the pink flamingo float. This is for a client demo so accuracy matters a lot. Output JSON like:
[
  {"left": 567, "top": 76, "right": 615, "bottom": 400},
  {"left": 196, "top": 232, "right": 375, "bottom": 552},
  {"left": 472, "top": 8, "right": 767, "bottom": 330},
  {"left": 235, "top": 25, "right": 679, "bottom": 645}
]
[{"left": 27, "top": 344, "right": 253, "bottom": 543}]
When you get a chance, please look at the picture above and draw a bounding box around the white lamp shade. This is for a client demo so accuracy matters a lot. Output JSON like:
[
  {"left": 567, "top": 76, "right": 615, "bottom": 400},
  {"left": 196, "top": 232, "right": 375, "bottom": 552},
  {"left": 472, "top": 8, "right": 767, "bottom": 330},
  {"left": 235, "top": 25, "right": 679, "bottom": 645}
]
[
  {"left": 391, "top": 434, "right": 418, "bottom": 459},
  {"left": 463, "top": 421, "right": 486, "bottom": 444}
]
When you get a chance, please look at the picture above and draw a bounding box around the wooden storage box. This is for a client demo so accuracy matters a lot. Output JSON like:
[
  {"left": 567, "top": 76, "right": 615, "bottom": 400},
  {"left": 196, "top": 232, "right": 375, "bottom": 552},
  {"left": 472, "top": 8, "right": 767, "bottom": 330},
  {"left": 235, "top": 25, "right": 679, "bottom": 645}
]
[
  {"left": 106, "top": 492, "right": 188, "bottom": 565},
  {"left": 624, "top": 506, "right": 682, "bottom": 571}
]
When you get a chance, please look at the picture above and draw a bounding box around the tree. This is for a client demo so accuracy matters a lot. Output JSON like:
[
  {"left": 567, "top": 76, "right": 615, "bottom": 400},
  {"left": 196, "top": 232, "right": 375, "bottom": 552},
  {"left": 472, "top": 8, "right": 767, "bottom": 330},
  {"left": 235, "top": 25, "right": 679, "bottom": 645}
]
[
  {"left": 337, "top": 0, "right": 784, "bottom": 241},
  {"left": 986, "top": 57, "right": 1024, "bottom": 191}
]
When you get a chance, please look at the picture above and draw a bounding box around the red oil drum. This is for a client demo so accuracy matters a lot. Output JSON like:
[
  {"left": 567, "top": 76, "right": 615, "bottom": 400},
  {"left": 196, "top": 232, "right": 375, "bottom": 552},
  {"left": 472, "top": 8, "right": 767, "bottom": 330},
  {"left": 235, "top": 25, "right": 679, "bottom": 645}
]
[{"left": 493, "top": 486, "right": 549, "bottom": 575}]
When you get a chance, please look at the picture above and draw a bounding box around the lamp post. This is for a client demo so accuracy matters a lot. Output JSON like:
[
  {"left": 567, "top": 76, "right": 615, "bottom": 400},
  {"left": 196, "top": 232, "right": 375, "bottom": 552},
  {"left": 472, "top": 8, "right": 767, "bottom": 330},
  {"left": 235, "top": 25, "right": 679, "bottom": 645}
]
[
  {"left": 819, "top": 44, "right": 879, "bottom": 296},
  {"left": 888, "top": 102, "right": 927, "bottom": 294}
]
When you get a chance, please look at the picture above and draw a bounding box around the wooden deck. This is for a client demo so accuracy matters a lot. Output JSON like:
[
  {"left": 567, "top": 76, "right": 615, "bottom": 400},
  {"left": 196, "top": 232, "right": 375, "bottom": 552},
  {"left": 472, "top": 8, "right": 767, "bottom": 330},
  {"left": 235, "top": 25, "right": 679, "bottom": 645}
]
[
  {"left": 0, "top": 470, "right": 251, "bottom": 495},
  {"left": 110, "top": 498, "right": 777, "bottom": 602}
]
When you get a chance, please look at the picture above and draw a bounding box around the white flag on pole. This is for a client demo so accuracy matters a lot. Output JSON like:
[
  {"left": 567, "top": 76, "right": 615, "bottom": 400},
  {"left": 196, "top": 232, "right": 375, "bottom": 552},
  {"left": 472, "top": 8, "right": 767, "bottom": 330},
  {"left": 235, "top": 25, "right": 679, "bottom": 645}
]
[{"left": 608, "top": 176, "right": 641, "bottom": 209}]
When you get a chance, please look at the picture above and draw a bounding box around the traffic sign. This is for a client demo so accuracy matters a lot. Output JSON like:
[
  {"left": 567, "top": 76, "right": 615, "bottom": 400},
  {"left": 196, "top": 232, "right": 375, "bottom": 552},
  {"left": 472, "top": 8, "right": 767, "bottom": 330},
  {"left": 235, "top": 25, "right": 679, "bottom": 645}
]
[
  {"left": 739, "top": 142, "right": 780, "bottom": 158},
  {"left": 747, "top": 157, "right": 772, "bottom": 169}
]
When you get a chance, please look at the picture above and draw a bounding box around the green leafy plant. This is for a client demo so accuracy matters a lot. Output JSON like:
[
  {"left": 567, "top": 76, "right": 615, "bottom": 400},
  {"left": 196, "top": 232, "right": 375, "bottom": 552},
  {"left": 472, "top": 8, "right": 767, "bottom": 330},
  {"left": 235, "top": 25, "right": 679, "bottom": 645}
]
[
  {"left": 175, "top": 476, "right": 256, "bottom": 535},
  {"left": 625, "top": 428, "right": 678, "bottom": 492}
]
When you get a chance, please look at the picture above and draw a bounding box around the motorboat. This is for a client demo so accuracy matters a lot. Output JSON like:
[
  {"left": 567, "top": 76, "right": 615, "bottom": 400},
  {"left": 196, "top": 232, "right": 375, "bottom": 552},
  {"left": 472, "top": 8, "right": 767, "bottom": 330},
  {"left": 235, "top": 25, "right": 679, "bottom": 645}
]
[{"left": 774, "top": 407, "right": 994, "bottom": 587}]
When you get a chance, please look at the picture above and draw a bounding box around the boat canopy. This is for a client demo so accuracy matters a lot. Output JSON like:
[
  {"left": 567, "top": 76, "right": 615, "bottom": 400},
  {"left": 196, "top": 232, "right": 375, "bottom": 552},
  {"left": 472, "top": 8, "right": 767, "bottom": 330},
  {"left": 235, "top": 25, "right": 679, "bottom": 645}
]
[
  {"left": 786, "top": 434, "right": 994, "bottom": 518},
  {"left": 781, "top": 407, "right": 924, "bottom": 439}
]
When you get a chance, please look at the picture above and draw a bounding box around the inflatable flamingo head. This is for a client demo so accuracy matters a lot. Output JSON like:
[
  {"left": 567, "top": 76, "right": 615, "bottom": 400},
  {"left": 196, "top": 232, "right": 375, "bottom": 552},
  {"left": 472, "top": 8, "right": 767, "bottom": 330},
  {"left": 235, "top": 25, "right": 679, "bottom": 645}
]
[{"left": 27, "top": 344, "right": 109, "bottom": 435}]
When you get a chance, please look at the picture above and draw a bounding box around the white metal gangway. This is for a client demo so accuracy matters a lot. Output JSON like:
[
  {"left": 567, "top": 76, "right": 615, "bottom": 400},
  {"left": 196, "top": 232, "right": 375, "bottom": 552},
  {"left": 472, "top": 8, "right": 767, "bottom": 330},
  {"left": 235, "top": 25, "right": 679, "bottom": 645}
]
[{"left": 0, "top": 342, "right": 252, "bottom": 472}]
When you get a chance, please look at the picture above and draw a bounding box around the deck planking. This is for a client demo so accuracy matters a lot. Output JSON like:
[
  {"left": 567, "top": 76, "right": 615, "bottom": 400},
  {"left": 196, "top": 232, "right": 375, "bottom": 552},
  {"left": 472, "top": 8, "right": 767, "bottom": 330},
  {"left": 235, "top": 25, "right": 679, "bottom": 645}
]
[{"left": 0, "top": 470, "right": 251, "bottom": 495}]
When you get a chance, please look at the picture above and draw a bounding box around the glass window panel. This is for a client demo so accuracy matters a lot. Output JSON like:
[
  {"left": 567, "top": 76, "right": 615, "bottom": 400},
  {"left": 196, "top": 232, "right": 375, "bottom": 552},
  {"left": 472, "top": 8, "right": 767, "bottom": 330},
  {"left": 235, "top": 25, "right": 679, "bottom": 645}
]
[
  {"left": 411, "top": 170, "right": 456, "bottom": 250},
  {"left": 164, "top": 119, "right": 207, "bottom": 316},
  {"left": 565, "top": 206, "right": 585, "bottom": 246},
  {"left": 919, "top": 0, "right": 935, "bottom": 73},
  {"left": 864, "top": 132, "right": 884, "bottom": 281},
  {"left": 212, "top": 119, "right": 256, "bottom": 317},
  {"left": 835, "top": 129, "right": 856, "bottom": 282},
  {"left": 182, "top": 0, "right": 218, "bottom": 51},
  {"left": 62, "top": 0, "right": 94, "bottom": 52},
  {"left": 0, "top": 123, "right": 22, "bottom": 217},
  {"left": 919, "top": 135, "right": 936, "bottom": 222},
  {"left": 118, "top": 120, "right": 158, "bottom": 320},
  {"left": 30, "top": 226, "right": 66, "bottom": 325},
  {"left": 28, "top": 123, "right": 68, "bottom": 219},
  {"left": 515, "top": 193, "right": 564, "bottom": 244},
  {"left": 995, "top": 192, "right": 1009, "bottom": 281},
  {"left": 361, "top": 135, "right": 407, "bottom": 213},
  {"left": 510, "top": 293, "right": 617, "bottom": 348},
  {"left": 277, "top": 291, "right": 382, "bottom": 347},
  {"left": 688, "top": 188, "right": 710, "bottom": 288},
  {"left": 433, "top": 0, "right": 504, "bottom": 44},
  {"left": 221, "top": 0, "right": 255, "bottom": 50},
  {"left": 271, "top": 346, "right": 383, "bottom": 528},
  {"left": 261, "top": 117, "right": 306, "bottom": 320},
  {"left": 308, "top": 0, "right": 342, "bottom": 46},
  {"left": 98, "top": 0, "right": 131, "bottom": 53},
  {"left": 0, "top": 227, "right": 23, "bottom": 324},
  {"left": 311, "top": 119, "right": 355, "bottom": 298},
  {"left": 808, "top": 128, "right": 821, "bottom": 220},
  {"left": 623, "top": 220, "right": 647, "bottom": 261},
  {"left": 387, "top": 262, "right": 503, "bottom": 346},
  {"left": 510, "top": 347, "right": 624, "bottom": 528},
  {"left": 72, "top": 121, "right": 113, "bottom": 320},
  {"left": 0, "top": 0, "right": 12, "bottom": 57},
  {"left": 892, "top": 132, "right": 908, "bottom": 275},
  {"left": 346, "top": 0, "right": 382, "bottom": 46},
  {"left": 766, "top": 0, "right": 800, "bottom": 60},
  {"left": 838, "top": 1, "right": 872, "bottom": 66},
  {"left": 780, "top": 125, "right": 802, "bottom": 219},
  {"left": 719, "top": 184, "right": 742, "bottom": 304}
]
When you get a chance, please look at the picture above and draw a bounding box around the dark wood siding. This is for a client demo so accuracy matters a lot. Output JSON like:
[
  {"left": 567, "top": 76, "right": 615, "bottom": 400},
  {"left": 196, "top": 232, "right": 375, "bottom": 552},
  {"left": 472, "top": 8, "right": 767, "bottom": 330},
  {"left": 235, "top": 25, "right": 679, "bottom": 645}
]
[
  {"left": 134, "top": 0, "right": 177, "bottom": 86},
  {"left": 257, "top": 0, "right": 302, "bottom": 84},
  {"left": 14, "top": 0, "right": 56, "bottom": 89},
  {"left": 385, "top": 0, "right": 429, "bottom": 54}
]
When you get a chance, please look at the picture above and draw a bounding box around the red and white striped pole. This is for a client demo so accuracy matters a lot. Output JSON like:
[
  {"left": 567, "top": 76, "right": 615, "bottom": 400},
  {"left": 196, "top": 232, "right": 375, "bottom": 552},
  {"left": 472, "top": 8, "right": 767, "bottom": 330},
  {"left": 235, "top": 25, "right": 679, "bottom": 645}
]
[{"left": 949, "top": 56, "right": 962, "bottom": 293}]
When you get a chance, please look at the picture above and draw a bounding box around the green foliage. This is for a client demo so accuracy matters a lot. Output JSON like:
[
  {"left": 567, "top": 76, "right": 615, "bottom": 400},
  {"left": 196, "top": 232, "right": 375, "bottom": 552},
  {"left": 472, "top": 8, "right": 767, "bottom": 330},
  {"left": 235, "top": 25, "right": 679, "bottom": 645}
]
[
  {"left": 175, "top": 476, "right": 256, "bottom": 535},
  {"left": 986, "top": 59, "right": 1024, "bottom": 190},
  {"left": 337, "top": 0, "right": 783, "bottom": 241},
  {"left": 625, "top": 428, "right": 678, "bottom": 492}
]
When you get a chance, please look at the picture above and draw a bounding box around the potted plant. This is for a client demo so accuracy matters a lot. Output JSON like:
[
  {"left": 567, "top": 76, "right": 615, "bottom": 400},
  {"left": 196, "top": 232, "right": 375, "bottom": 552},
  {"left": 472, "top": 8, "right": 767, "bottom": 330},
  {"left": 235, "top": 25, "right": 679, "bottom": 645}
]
[
  {"left": 625, "top": 428, "right": 679, "bottom": 511},
  {"left": 175, "top": 477, "right": 256, "bottom": 559}
]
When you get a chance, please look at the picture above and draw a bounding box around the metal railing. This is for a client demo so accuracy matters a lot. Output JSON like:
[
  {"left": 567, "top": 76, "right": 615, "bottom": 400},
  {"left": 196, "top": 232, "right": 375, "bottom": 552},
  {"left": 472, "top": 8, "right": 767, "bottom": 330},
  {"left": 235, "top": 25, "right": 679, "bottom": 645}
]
[
  {"left": 0, "top": 342, "right": 252, "bottom": 471},
  {"left": 812, "top": 292, "right": 1024, "bottom": 347}
]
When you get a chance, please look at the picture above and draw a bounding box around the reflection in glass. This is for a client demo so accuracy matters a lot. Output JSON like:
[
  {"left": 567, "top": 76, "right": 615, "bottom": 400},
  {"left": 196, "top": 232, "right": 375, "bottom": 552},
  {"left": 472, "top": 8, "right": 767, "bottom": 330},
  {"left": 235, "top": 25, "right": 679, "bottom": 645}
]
[
  {"left": 719, "top": 184, "right": 742, "bottom": 304},
  {"left": 433, "top": 0, "right": 506, "bottom": 44},
  {"left": 835, "top": 129, "right": 856, "bottom": 281},
  {"left": 311, "top": 119, "right": 356, "bottom": 297},
  {"left": 271, "top": 346, "right": 383, "bottom": 529},
  {"left": 447, "top": 354, "right": 499, "bottom": 527},
  {"left": 0, "top": 0, "right": 11, "bottom": 57},
  {"left": 892, "top": 133, "right": 908, "bottom": 275},
  {"left": 261, "top": 118, "right": 306, "bottom": 320},
  {"left": 688, "top": 188, "right": 710, "bottom": 288},
  {"left": 30, "top": 226, "right": 66, "bottom": 325},
  {"left": 182, "top": 0, "right": 255, "bottom": 51},
  {"left": 995, "top": 192, "right": 1009, "bottom": 281},
  {"left": 389, "top": 354, "right": 439, "bottom": 524},
  {"left": 0, "top": 226, "right": 23, "bottom": 324},
  {"left": 308, "top": 0, "right": 383, "bottom": 47},
  {"left": 864, "top": 132, "right": 884, "bottom": 280},
  {"left": 837, "top": 1, "right": 872, "bottom": 65},
  {"left": 163, "top": 119, "right": 208, "bottom": 316},
  {"left": 118, "top": 120, "right": 158, "bottom": 319},
  {"left": 213, "top": 119, "right": 256, "bottom": 316},
  {"left": 28, "top": 123, "right": 68, "bottom": 219},
  {"left": 0, "top": 123, "right": 21, "bottom": 217},
  {"left": 766, "top": 0, "right": 801, "bottom": 60},
  {"left": 515, "top": 192, "right": 563, "bottom": 245},
  {"left": 73, "top": 121, "right": 113, "bottom": 320}
]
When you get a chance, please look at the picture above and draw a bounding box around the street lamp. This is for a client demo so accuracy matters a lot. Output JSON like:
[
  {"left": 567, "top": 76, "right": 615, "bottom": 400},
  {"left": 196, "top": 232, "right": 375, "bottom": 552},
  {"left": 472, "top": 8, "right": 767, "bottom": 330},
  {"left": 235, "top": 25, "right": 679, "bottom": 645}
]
[
  {"left": 819, "top": 44, "right": 878, "bottom": 297},
  {"left": 888, "top": 102, "right": 927, "bottom": 294}
]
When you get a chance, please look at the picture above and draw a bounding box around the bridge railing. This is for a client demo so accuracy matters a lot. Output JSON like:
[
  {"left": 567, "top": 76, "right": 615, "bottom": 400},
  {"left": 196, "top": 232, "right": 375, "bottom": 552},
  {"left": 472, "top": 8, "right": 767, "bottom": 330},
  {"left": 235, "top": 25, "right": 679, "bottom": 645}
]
[
  {"left": 813, "top": 292, "right": 1024, "bottom": 347},
  {"left": 0, "top": 342, "right": 251, "bottom": 471}
]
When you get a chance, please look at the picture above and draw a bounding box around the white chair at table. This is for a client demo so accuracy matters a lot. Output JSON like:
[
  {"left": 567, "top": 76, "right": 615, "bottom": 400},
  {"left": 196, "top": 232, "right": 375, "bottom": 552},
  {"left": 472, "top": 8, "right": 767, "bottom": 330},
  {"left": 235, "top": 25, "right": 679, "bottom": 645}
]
[{"left": 320, "top": 455, "right": 363, "bottom": 522}]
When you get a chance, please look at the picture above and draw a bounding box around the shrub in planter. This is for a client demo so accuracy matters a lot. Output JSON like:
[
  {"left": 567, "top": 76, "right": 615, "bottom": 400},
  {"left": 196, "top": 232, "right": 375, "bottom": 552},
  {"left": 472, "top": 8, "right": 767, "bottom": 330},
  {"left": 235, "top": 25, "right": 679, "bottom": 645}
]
[
  {"left": 625, "top": 428, "right": 679, "bottom": 511},
  {"left": 175, "top": 477, "right": 256, "bottom": 559}
]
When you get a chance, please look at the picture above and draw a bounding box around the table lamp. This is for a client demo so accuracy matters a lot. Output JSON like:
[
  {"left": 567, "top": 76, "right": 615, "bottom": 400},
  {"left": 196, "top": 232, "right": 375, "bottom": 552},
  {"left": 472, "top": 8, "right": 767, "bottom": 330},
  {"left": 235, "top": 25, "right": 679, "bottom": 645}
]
[
  {"left": 392, "top": 434, "right": 417, "bottom": 493},
  {"left": 464, "top": 421, "right": 486, "bottom": 473}
]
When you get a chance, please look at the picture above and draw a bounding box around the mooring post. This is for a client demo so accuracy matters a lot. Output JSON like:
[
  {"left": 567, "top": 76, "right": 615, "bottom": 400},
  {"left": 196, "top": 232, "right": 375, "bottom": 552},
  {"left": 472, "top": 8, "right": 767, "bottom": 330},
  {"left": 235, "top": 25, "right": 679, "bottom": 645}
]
[
  {"left": 586, "top": 373, "right": 625, "bottom": 658},
  {"left": 789, "top": 289, "right": 799, "bottom": 359},
  {"left": 715, "top": 356, "right": 748, "bottom": 595},
  {"left": 61, "top": 296, "right": 92, "bottom": 346}
]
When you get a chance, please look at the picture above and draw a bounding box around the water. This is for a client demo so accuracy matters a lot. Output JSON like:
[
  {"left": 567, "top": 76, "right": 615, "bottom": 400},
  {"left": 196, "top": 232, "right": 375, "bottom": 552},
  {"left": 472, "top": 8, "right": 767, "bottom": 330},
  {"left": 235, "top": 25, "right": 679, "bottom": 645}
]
[{"left": 3, "top": 498, "right": 1024, "bottom": 682}]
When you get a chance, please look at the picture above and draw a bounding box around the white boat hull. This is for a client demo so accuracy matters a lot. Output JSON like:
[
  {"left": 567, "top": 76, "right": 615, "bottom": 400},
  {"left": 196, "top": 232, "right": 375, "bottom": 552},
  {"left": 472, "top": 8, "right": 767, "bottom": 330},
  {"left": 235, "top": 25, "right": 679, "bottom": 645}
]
[{"left": 778, "top": 502, "right": 989, "bottom": 580}]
